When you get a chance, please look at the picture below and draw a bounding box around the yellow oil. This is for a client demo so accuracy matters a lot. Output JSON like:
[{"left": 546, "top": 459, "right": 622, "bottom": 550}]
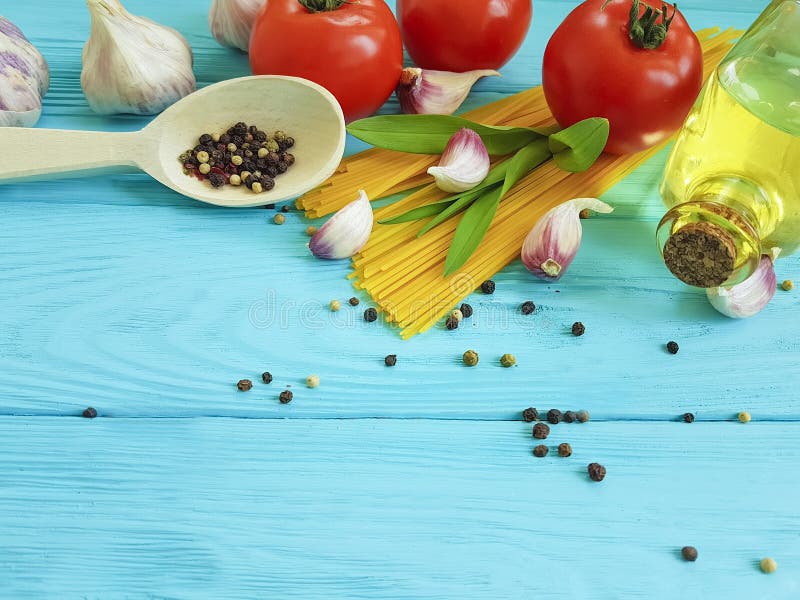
[{"left": 660, "top": 56, "right": 800, "bottom": 255}]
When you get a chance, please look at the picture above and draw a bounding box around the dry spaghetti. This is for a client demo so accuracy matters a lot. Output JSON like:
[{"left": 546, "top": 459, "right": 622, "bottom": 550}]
[{"left": 297, "top": 28, "right": 741, "bottom": 339}]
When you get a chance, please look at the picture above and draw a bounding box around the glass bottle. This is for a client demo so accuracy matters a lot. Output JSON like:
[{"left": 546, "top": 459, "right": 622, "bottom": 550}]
[{"left": 657, "top": 0, "right": 800, "bottom": 288}]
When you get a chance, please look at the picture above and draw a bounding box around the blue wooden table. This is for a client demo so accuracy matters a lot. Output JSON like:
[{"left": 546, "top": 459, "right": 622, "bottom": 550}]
[{"left": 1, "top": 1, "right": 798, "bottom": 598}]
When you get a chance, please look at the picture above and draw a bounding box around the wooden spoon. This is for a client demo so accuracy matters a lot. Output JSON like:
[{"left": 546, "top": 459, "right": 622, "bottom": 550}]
[{"left": 0, "top": 76, "right": 346, "bottom": 208}]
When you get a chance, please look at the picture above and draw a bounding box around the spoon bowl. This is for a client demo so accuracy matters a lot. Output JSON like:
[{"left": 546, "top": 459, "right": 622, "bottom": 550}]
[{"left": 0, "top": 76, "right": 346, "bottom": 207}]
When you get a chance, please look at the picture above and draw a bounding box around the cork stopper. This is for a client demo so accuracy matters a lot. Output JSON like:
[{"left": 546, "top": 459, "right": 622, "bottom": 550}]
[{"left": 662, "top": 222, "right": 737, "bottom": 287}]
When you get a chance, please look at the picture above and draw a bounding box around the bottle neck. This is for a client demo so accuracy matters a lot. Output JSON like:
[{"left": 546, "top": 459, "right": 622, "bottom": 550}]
[{"left": 657, "top": 178, "right": 766, "bottom": 287}]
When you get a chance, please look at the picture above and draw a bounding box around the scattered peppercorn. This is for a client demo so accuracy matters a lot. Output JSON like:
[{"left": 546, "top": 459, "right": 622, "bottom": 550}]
[
  {"left": 579, "top": 208, "right": 591, "bottom": 219},
  {"left": 681, "top": 546, "right": 698, "bottom": 562},
  {"left": 547, "top": 409, "right": 563, "bottom": 424},
  {"left": 279, "top": 390, "right": 293, "bottom": 404},
  {"left": 273, "top": 213, "right": 285, "bottom": 225},
  {"left": 450, "top": 309, "right": 464, "bottom": 322},
  {"left": 445, "top": 316, "right": 459, "bottom": 330},
  {"left": 306, "top": 374, "right": 320, "bottom": 388},
  {"left": 682, "top": 412, "right": 695, "bottom": 423},
  {"left": 306, "top": 225, "right": 318, "bottom": 236},
  {"left": 500, "top": 353, "right": 516, "bottom": 367},
  {"left": 463, "top": 349, "right": 479, "bottom": 366},
  {"left": 364, "top": 308, "right": 378, "bottom": 322},
  {"left": 666, "top": 341, "right": 679, "bottom": 354},
  {"left": 385, "top": 354, "right": 397, "bottom": 367},
  {"left": 520, "top": 301, "right": 536, "bottom": 315},
  {"left": 82, "top": 407, "right": 97, "bottom": 419},
  {"left": 460, "top": 303, "right": 473, "bottom": 318},
  {"left": 522, "top": 407, "right": 538, "bottom": 422},
  {"left": 349, "top": 297, "right": 360, "bottom": 306},
  {"left": 563, "top": 410, "right": 576, "bottom": 423},
  {"left": 261, "top": 372, "right": 273, "bottom": 384},
  {"left": 782, "top": 279, "right": 793, "bottom": 291},
  {"left": 576, "top": 410, "right": 590, "bottom": 423},
  {"left": 481, "top": 280, "right": 496, "bottom": 294},
  {"left": 237, "top": 379, "right": 253, "bottom": 391},
  {"left": 281, "top": 205, "right": 291, "bottom": 213},
  {"left": 738, "top": 411, "right": 751, "bottom": 423},
  {"left": 557, "top": 443, "right": 572, "bottom": 457},
  {"left": 571, "top": 322, "right": 585, "bottom": 336},
  {"left": 329, "top": 299, "right": 341, "bottom": 312},
  {"left": 760, "top": 557, "right": 777, "bottom": 574},
  {"left": 533, "top": 444, "right": 549, "bottom": 457},
  {"left": 587, "top": 462, "right": 606, "bottom": 482},
  {"left": 532, "top": 422, "right": 550, "bottom": 439}
]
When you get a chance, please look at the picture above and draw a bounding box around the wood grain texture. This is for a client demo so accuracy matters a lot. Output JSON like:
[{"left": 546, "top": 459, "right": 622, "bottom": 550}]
[{"left": 1, "top": 418, "right": 798, "bottom": 599}]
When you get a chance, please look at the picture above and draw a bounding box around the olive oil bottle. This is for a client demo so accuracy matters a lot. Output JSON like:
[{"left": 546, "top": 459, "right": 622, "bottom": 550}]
[{"left": 657, "top": 0, "right": 800, "bottom": 287}]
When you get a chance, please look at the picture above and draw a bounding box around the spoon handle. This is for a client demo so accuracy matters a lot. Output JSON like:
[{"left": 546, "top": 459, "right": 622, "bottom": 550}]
[{"left": 0, "top": 128, "right": 142, "bottom": 183}]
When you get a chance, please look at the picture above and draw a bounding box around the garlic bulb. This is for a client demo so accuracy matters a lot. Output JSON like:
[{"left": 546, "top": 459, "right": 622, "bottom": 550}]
[
  {"left": 82, "top": 0, "right": 196, "bottom": 115},
  {"left": 521, "top": 198, "right": 613, "bottom": 281},
  {"left": 706, "top": 251, "right": 779, "bottom": 318},
  {"left": 309, "top": 190, "right": 373, "bottom": 259},
  {"left": 396, "top": 67, "right": 499, "bottom": 115},
  {"left": 0, "top": 17, "right": 49, "bottom": 127},
  {"left": 209, "top": 0, "right": 265, "bottom": 52},
  {"left": 427, "top": 128, "right": 490, "bottom": 193}
]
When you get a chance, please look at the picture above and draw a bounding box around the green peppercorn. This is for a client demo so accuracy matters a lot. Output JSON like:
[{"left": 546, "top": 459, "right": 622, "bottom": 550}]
[
  {"left": 306, "top": 375, "right": 320, "bottom": 388},
  {"left": 329, "top": 299, "right": 341, "bottom": 312},
  {"left": 196, "top": 150, "right": 210, "bottom": 164},
  {"left": 738, "top": 411, "right": 751, "bottom": 423},
  {"left": 273, "top": 212, "right": 285, "bottom": 224},
  {"left": 258, "top": 147, "right": 269, "bottom": 159},
  {"left": 198, "top": 163, "right": 212, "bottom": 175},
  {"left": 500, "top": 353, "right": 516, "bottom": 367},
  {"left": 760, "top": 557, "right": 777, "bottom": 574},
  {"left": 229, "top": 174, "right": 242, "bottom": 186},
  {"left": 782, "top": 279, "right": 793, "bottom": 291},
  {"left": 232, "top": 155, "right": 243, "bottom": 166},
  {"left": 463, "top": 350, "right": 479, "bottom": 366}
]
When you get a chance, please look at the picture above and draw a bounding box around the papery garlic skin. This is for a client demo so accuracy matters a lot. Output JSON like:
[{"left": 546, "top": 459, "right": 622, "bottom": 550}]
[
  {"left": 427, "top": 128, "right": 490, "bottom": 193},
  {"left": 396, "top": 67, "right": 499, "bottom": 115},
  {"left": 521, "top": 198, "right": 613, "bottom": 281},
  {"left": 209, "top": 0, "right": 265, "bottom": 52},
  {"left": 0, "top": 17, "right": 49, "bottom": 127},
  {"left": 706, "top": 252, "right": 778, "bottom": 318},
  {"left": 81, "top": 0, "right": 196, "bottom": 115},
  {"left": 309, "top": 190, "right": 373, "bottom": 259}
]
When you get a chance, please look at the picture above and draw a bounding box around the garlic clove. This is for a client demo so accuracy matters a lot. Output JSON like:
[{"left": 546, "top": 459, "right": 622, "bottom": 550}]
[
  {"left": 309, "top": 190, "right": 373, "bottom": 259},
  {"left": 521, "top": 198, "right": 613, "bottom": 281},
  {"left": 706, "top": 251, "right": 779, "bottom": 318},
  {"left": 396, "top": 67, "right": 500, "bottom": 115},
  {"left": 427, "top": 128, "right": 490, "bottom": 193},
  {"left": 209, "top": 0, "right": 265, "bottom": 52},
  {"left": 0, "top": 17, "right": 49, "bottom": 127},
  {"left": 82, "top": 0, "right": 196, "bottom": 116}
]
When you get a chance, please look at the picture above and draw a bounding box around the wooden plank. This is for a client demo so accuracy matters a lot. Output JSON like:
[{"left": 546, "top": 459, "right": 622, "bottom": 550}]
[{"left": 0, "top": 418, "right": 797, "bottom": 599}]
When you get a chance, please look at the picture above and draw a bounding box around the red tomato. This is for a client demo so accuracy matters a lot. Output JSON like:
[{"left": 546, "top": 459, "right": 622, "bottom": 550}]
[
  {"left": 397, "top": 0, "right": 533, "bottom": 72},
  {"left": 542, "top": 0, "right": 703, "bottom": 155},
  {"left": 249, "top": 0, "right": 403, "bottom": 122}
]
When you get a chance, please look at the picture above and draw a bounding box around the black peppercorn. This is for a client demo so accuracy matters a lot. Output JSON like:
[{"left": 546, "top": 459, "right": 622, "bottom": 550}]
[
  {"left": 572, "top": 321, "right": 586, "bottom": 336},
  {"left": 277, "top": 161, "right": 289, "bottom": 174},
  {"left": 576, "top": 410, "right": 590, "bottom": 423},
  {"left": 82, "top": 407, "right": 98, "bottom": 419},
  {"left": 533, "top": 444, "right": 549, "bottom": 458},
  {"left": 547, "top": 408, "right": 563, "bottom": 424},
  {"left": 445, "top": 316, "right": 459, "bottom": 330},
  {"left": 522, "top": 407, "right": 538, "bottom": 422},
  {"left": 267, "top": 152, "right": 281, "bottom": 164},
  {"left": 233, "top": 122, "right": 247, "bottom": 136},
  {"left": 282, "top": 153, "right": 295, "bottom": 166},
  {"left": 199, "top": 133, "right": 213, "bottom": 145},
  {"left": 681, "top": 546, "right": 698, "bottom": 562},
  {"left": 237, "top": 379, "right": 253, "bottom": 391},
  {"left": 587, "top": 462, "right": 606, "bottom": 482},
  {"left": 281, "top": 204, "right": 290, "bottom": 213},
  {"left": 364, "top": 308, "right": 378, "bottom": 322},
  {"left": 460, "top": 303, "right": 473, "bottom": 318},
  {"left": 208, "top": 172, "right": 226, "bottom": 188},
  {"left": 532, "top": 422, "right": 550, "bottom": 439},
  {"left": 385, "top": 354, "right": 397, "bottom": 367},
  {"left": 261, "top": 177, "right": 275, "bottom": 191},
  {"left": 563, "top": 410, "right": 576, "bottom": 423},
  {"left": 480, "top": 280, "right": 496, "bottom": 294},
  {"left": 349, "top": 297, "right": 360, "bottom": 306},
  {"left": 255, "top": 131, "right": 267, "bottom": 142},
  {"left": 279, "top": 390, "right": 293, "bottom": 404},
  {"left": 219, "top": 133, "right": 231, "bottom": 145},
  {"left": 520, "top": 301, "right": 536, "bottom": 315},
  {"left": 266, "top": 166, "right": 279, "bottom": 178},
  {"left": 557, "top": 442, "right": 572, "bottom": 457},
  {"left": 261, "top": 372, "right": 273, "bottom": 384},
  {"left": 284, "top": 136, "right": 295, "bottom": 148},
  {"left": 667, "top": 341, "right": 679, "bottom": 354},
  {"left": 682, "top": 412, "right": 695, "bottom": 423}
]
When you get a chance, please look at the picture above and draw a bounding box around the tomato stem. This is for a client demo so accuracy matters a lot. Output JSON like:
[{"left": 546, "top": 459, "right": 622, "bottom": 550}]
[
  {"left": 297, "top": 0, "right": 352, "bottom": 12},
  {"left": 627, "top": 0, "right": 676, "bottom": 49}
]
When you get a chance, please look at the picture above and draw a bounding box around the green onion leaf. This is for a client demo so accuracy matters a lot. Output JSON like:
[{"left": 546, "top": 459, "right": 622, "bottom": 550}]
[
  {"left": 548, "top": 117, "right": 610, "bottom": 172},
  {"left": 347, "top": 115, "right": 548, "bottom": 155},
  {"left": 416, "top": 185, "right": 492, "bottom": 237},
  {"left": 443, "top": 186, "right": 504, "bottom": 277},
  {"left": 499, "top": 138, "right": 551, "bottom": 198}
]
